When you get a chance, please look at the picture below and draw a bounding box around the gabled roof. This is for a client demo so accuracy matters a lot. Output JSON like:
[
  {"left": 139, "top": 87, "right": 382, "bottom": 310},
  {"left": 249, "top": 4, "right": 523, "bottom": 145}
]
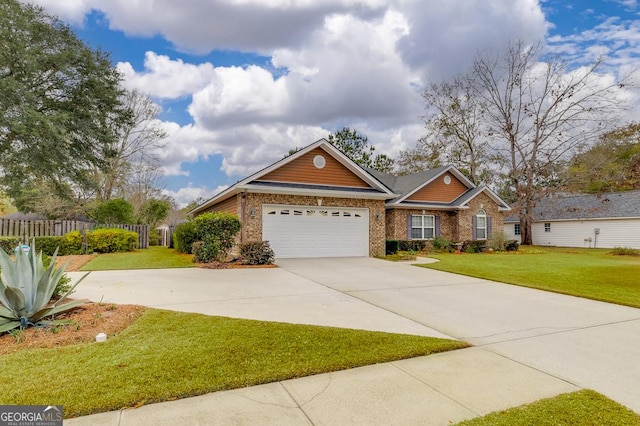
[
  {"left": 189, "top": 139, "right": 397, "bottom": 215},
  {"left": 452, "top": 185, "right": 512, "bottom": 211},
  {"left": 505, "top": 190, "right": 640, "bottom": 222}
]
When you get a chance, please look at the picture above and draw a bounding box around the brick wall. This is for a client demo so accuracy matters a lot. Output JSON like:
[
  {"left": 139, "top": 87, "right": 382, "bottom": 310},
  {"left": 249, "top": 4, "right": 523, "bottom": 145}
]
[
  {"left": 457, "top": 193, "right": 505, "bottom": 241},
  {"left": 240, "top": 193, "right": 386, "bottom": 256}
]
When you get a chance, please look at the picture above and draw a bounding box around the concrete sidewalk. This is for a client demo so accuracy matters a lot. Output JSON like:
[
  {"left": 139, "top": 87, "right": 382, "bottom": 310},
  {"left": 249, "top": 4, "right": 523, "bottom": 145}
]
[{"left": 65, "top": 347, "right": 578, "bottom": 426}]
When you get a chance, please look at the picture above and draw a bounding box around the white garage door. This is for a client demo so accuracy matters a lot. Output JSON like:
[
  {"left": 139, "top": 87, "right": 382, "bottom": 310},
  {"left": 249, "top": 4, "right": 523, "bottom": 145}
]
[{"left": 262, "top": 205, "right": 369, "bottom": 258}]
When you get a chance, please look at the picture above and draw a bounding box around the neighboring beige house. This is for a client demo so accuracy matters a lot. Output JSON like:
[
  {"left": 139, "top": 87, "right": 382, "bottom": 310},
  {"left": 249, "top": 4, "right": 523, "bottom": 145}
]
[
  {"left": 190, "top": 139, "right": 511, "bottom": 258},
  {"left": 504, "top": 190, "right": 640, "bottom": 249}
]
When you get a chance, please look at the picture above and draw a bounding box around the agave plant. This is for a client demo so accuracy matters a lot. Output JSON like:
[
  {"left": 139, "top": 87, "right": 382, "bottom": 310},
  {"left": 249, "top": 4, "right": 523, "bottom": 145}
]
[{"left": 0, "top": 242, "right": 88, "bottom": 333}]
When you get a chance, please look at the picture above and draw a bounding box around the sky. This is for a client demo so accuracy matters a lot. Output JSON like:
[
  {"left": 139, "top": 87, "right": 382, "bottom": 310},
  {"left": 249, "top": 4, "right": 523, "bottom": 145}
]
[{"left": 22, "top": 0, "right": 640, "bottom": 206}]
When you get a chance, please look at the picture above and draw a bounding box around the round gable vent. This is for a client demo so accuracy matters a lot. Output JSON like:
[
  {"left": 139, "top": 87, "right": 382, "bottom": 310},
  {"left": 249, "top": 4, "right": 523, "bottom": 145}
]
[
  {"left": 443, "top": 175, "right": 451, "bottom": 185},
  {"left": 313, "top": 155, "right": 326, "bottom": 169}
]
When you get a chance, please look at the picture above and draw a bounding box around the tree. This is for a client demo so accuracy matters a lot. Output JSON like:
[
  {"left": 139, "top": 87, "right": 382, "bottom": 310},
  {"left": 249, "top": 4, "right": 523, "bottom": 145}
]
[
  {"left": 327, "top": 128, "right": 395, "bottom": 173},
  {"left": 564, "top": 123, "right": 640, "bottom": 193},
  {"left": 399, "top": 77, "right": 493, "bottom": 184},
  {"left": 93, "top": 89, "right": 167, "bottom": 202},
  {"left": 0, "top": 0, "right": 125, "bottom": 201},
  {"left": 462, "top": 40, "right": 630, "bottom": 244},
  {"left": 137, "top": 198, "right": 170, "bottom": 226},
  {"left": 91, "top": 198, "right": 134, "bottom": 224}
]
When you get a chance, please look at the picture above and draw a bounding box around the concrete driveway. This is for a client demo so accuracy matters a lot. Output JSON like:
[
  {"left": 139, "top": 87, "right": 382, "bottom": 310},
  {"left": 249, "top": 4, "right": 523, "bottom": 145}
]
[
  {"left": 68, "top": 257, "right": 640, "bottom": 414},
  {"left": 277, "top": 257, "right": 640, "bottom": 413}
]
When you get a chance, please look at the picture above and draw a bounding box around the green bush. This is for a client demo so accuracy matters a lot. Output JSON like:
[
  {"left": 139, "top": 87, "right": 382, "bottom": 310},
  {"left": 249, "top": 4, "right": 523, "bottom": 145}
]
[
  {"left": 432, "top": 236, "right": 453, "bottom": 252},
  {"left": 610, "top": 246, "right": 639, "bottom": 256},
  {"left": 240, "top": 241, "right": 275, "bottom": 265},
  {"left": 173, "top": 221, "right": 198, "bottom": 254},
  {"left": 398, "top": 240, "right": 427, "bottom": 252},
  {"left": 488, "top": 231, "right": 508, "bottom": 252},
  {"left": 63, "top": 230, "right": 84, "bottom": 254},
  {"left": 148, "top": 230, "right": 160, "bottom": 246},
  {"left": 505, "top": 240, "right": 520, "bottom": 252},
  {"left": 0, "top": 237, "right": 21, "bottom": 254},
  {"left": 33, "top": 236, "right": 63, "bottom": 256},
  {"left": 462, "top": 240, "right": 486, "bottom": 253},
  {"left": 87, "top": 228, "right": 138, "bottom": 253},
  {"left": 191, "top": 241, "right": 207, "bottom": 263},
  {"left": 386, "top": 240, "right": 399, "bottom": 255},
  {"left": 192, "top": 212, "right": 241, "bottom": 263}
]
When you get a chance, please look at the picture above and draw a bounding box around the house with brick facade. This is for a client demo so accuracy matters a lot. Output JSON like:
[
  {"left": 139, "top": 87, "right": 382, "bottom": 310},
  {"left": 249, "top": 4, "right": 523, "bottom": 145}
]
[{"left": 190, "top": 139, "right": 511, "bottom": 258}]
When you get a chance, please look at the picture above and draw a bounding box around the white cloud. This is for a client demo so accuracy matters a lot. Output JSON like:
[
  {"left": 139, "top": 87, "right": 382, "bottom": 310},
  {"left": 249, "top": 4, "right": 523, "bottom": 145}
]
[
  {"left": 163, "top": 185, "right": 228, "bottom": 208},
  {"left": 117, "top": 52, "right": 216, "bottom": 99}
]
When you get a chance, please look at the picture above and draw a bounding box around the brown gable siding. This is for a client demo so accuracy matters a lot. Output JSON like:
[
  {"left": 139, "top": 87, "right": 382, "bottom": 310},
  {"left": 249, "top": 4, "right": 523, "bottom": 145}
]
[
  {"left": 203, "top": 195, "right": 238, "bottom": 216},
  {"left": 258, "top": 148, "right": 371, "bottom": 188},
  {"left": 406, "top": 172, "right": 468, "bottom": 203}
]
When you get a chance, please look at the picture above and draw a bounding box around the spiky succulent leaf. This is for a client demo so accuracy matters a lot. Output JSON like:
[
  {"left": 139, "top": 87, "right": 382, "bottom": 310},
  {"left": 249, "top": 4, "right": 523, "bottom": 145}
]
[
  {"left": 30, "top": 300, "right": 85, "bottom": 323},
  {"left": 4, "top": 287, "right": 26, "bottom": 314},
  {"left": 0, "top": 305, "right": 15, "bottom": 320},
  {"left": 0, "top": 319, "right": 21, "bottom": 333},
  {"left": 53, "top": 272, "right": 89, "bottom": 306},
  {"left": 14, "top": 247, "right": 34, "bottom": 310},
  {"left": 0, "top": 241, "right": 85, "bottom": 331}
]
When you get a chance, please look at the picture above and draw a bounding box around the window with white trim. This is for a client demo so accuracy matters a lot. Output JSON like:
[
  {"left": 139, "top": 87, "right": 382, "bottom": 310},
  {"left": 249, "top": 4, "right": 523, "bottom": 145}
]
[
  {"left": 411, "top": 215, "right": 435, "bottom": 239},
  {"left": 544, "top": 222, "right": 551, "bottom": 233},
  {"left": 476, "top": 209, "right": 487, "bottom": 240},
  {"left": 514, "top": 223, "right": 521, "bottom": 236}
]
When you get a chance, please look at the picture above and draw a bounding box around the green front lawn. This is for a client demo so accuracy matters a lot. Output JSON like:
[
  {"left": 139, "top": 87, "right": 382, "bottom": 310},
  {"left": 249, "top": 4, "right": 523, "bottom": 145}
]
[
  {"left": 420, "top": 246, "right": 640, "bottom": 308},
  {"left": 81, "top": 246, "right": 194, "bottom": 271},
  {"left": 0, "top": 309, "right": 468, "bottom": 418},
  {"left": 456, "top": 390, "right": 640, "bottom": 425}
]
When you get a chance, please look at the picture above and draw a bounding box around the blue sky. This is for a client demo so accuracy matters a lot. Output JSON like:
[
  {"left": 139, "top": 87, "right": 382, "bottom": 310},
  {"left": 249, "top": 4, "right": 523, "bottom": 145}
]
[{"left": 26, "top": 0, "right": 640, "bottom": 206}]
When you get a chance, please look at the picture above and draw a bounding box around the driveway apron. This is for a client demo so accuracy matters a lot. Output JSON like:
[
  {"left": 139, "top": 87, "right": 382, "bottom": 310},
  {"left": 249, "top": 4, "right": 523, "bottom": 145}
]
[{"left": 277, "top": 257, "right": 640, "bottom": 413}]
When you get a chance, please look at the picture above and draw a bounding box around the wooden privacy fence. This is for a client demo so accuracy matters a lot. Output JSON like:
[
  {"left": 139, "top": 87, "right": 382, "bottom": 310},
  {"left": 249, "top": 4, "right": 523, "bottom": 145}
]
[{"left": 0, "top": 219, "right": 149, "bottom": 249}]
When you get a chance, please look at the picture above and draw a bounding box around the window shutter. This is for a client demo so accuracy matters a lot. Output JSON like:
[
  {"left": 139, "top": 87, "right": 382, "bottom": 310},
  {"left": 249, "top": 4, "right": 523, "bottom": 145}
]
[
  {"left": 435, "top": 215, "right": 441, "bottom": 237},
  {"left": 472, "top": 215, "right": 477, "bottom": 240},
  {"left": 406, "top": 214, "right": 412, "bottom": 239},
  {"left": 487, "top": 217, "right": 493, "bottom": 238}
]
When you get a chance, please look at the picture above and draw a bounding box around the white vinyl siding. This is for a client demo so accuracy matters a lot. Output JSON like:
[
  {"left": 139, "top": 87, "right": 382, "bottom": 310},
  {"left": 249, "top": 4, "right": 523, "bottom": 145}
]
[
  {"left": 262, "top": 205, "right": 369, "bottom": 258},
  {"left": 504, "top": 218, "right": 640, "bottom": 249}
]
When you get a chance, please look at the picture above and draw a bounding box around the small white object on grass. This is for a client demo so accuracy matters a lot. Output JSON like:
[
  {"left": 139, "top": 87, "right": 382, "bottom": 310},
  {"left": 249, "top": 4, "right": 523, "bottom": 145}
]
[{"left": 95, "top": 333, "right": 107, "bottom": 342}]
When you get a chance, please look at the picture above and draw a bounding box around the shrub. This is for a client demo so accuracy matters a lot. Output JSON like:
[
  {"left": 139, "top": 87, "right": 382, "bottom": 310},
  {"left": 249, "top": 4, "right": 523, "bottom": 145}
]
[
  {"left": 62, "top": 231, "right": 84, "bottom": 254},
  {"left": 398, "top": 240, "right": 427, "bottom": 252},
  {"left": 148, "top": 230, "right": 160, "bottom": 246},
  {"left": 488, "top": 231, "right": 508, "bottom": 252},
  {"left": 462, "top": 240, "right": 486, "bottom": 253},
  {"left": 173, "top": 221, "right": 198, "bottom": 254},
  {"left": 0, "top": 237, "right": 21, "bottom": 254},
  {"left": 386, "top": 240, "right": 399, "bottom": 255},
  {"left": 191, "top": 241, "right": 208, "bottom": 263},
  {"left": 432, "top": 236, "right": 453, "bottom": 252},
  {"left": 505, "top": 240, "right": 520, "bottom": 252},
  {"left": 192, "top": 212, "right": 241, "bottom": 262},
  {"left": 610, "top": 246, "right": 639, "bottom": 256},
  {"left": 87, "top": 228, "right": 138, "bottom": 253},
  {"left": 33, "top": 236, "right": 65, "bottom": 256},
  {"left": 240, "top": 241, "right": 275, "bottom": 265}
]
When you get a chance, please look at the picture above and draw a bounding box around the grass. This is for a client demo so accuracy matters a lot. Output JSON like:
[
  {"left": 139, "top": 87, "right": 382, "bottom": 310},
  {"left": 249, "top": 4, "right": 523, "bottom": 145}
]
[
  {"left": 80, "top": 246, "right": 194, "bottom": 271},
  {"left": 0, "top": 309, "right": 468, "bottom": 418},
  {"left": 419, "top": 246, "right": 640, "bottom": 308},
  {"left": 455, "top": 390, "right": 640, "bottom": 425}
]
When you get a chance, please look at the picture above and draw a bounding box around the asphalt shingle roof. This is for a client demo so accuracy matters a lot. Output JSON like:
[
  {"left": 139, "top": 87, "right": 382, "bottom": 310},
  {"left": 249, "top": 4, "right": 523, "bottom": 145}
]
[
  {"left": 506, "top": 190, "right": 640, "bottom": 222},
  {"left": 363, "top": 166, "right": 450, "bottom": 202}
]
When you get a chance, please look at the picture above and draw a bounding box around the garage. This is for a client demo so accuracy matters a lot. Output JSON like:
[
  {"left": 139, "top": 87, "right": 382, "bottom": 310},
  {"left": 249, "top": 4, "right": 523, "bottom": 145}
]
[{"left": 262, "top": 205, "right": 369, "bottom": 258}]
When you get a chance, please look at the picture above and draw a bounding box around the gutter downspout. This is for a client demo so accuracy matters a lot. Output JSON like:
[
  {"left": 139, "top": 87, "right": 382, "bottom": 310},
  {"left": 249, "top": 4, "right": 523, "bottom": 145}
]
[{"left": 240, "top": 191, "right": 246, "bottom": 244}]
